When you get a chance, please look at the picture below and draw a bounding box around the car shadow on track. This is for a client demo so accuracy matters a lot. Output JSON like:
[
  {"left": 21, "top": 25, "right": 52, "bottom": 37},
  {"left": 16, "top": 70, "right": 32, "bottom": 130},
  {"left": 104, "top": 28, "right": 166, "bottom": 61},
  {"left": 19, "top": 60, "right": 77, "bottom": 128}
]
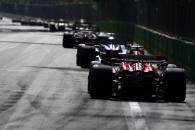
[
  {"left": 91, "top": 96, "right": 186, "bottom": 103},
  {"left": 26, "top": 66, "right": 89, "bottom": 72}
]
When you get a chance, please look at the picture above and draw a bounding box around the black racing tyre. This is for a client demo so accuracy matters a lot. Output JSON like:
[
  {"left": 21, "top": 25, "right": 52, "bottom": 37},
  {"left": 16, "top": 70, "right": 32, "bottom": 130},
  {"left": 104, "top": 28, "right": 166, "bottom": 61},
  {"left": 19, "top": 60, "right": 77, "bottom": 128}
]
[
  {"left": 76, "top": 44, "right": 85, "bottom": 66},
  {"left": 58, "top": 25, "right": 65, "bottom": 31},
  {"left": 164, "top": 68, "right": 186, "bottom": 102},
  {"left": 62, "top": 34, "right": 74, "bottom": 48},
  {"left": 88, "top": 64, "right": 112, "bottom": 99},
  {"left": 88, "top": 61, "right": 101, "bottom": 93},
  {"left": 80, "top": 46, "right": 96, "bottom": 68},
  {"left": 49, "top": 25, "right": 56, "bottom": 32},
  {"left": 167, "top": 64, "right": 177, "bottom": 68},
  {"left": 43, "top": 23, "right": 49, "bottom": 28},
  {"left": 12, "top": 19, "right": 21, "bottom": 23}
]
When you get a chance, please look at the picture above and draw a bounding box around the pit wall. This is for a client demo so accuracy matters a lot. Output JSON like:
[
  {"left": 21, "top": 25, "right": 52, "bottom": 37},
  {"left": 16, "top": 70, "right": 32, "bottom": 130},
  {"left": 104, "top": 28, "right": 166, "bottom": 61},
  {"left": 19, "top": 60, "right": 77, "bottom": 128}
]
[{"left": 134, "top": 25, "right": 195, "bottom": 81}]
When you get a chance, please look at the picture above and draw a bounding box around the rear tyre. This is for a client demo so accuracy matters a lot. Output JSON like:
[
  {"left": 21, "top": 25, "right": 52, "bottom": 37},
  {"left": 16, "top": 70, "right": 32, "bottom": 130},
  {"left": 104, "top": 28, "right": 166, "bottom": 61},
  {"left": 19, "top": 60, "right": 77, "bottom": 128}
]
[
  {"left": 88, "top": 61, "right": 101, "bottom": 93},
  {"left": 76, "top": 44, "right": 85, "bottom": 66},
  {"left": 80, "top": 46, "right": 96, "bottom": 68},
  {"left": 49, "top": 25, "right": 56, "bottom": 32},
  {"left": 164, "top": 68, "right": 186, "bottom": 102},
  {"left": 88, "top": 64, "right": 112, "bottom": 99},
  {"left": 62, "top": 34, "right": 74, "bottom": 48}
]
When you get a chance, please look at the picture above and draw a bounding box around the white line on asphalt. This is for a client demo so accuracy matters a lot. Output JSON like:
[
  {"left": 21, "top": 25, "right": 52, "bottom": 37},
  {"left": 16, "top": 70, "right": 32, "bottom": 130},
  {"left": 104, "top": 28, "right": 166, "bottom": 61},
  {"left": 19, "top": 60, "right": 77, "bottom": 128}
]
[
  {"left": 129, "top": 102, "right": 149, "bottom": 130},
  {"left": 123, "top": 102, "right": 135, "bottom": 130}
]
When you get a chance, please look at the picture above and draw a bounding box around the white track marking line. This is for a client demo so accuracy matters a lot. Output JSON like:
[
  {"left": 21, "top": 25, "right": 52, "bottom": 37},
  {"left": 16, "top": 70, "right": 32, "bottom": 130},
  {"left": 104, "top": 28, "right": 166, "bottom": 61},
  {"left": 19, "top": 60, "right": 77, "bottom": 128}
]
[
  {"left": 129, "top": 102, "right": 149, "bottom": 130},
  {"left": 123, "top": 102, "right": 136, "bottom": 130}
]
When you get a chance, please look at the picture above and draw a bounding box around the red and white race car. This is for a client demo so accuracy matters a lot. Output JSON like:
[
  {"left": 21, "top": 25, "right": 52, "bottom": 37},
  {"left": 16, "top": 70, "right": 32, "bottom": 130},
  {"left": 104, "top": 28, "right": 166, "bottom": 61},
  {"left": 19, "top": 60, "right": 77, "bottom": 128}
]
[{"left": 88, "top": 55, "right": 186, "bottom": 102}]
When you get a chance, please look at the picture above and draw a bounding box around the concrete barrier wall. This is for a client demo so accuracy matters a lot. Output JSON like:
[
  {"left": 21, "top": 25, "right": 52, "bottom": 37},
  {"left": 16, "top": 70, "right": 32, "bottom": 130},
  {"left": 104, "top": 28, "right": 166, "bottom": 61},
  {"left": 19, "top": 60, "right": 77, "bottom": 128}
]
[{"left": 134, "top": 25, "right": 195, "bottom": 81}]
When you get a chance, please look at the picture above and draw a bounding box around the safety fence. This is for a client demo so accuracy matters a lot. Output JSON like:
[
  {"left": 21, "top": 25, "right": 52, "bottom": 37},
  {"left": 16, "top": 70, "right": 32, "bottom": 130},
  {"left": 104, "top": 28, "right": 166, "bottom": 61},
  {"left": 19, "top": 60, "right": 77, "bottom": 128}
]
[
  {"left": 137, "top": 0, "right": 195, "bottom": 42},
  {"left": 134, "top": 25, "right": 195, "bottom": 81}
]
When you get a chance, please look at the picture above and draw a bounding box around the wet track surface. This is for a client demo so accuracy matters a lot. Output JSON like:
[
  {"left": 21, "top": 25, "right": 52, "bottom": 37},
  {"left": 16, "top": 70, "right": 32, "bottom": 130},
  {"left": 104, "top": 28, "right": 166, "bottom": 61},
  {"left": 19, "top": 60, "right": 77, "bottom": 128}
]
[{"left": 0, "top": 18, "right": 195, "bottom": 130}]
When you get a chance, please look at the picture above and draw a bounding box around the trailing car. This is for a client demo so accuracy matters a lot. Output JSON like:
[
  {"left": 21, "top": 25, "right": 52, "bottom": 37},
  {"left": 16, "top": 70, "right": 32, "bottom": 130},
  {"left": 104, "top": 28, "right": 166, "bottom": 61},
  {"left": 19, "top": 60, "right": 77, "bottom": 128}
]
[
  {"left": 12, "top": 18, "right": 22, "bottom": 23},
  {"left": 57, "top": 19, "right": 66, "bottom": 31},
  {"left": 20, "top": 18, "right": 47, "bottom": 27},
  {"left": 75, "top": 31, "right": 99, "bottom": 46},
  {"left": 62, "top": 22, "right": 99, "bottom": 48},
  {"left": 76, "top": 38, "right": 132, "bottom": 68},
  {"left": 48, "top": 20, "right": 58, "bottom": 32},
  {"left": 63, "top": 30, "right": 98, "bottom": 48},
  {"left": 48, "top": 19, "right": 70, "bottom": 32},
  {"left": 88, "top": 55, "right": 186, "bottom": 102}
]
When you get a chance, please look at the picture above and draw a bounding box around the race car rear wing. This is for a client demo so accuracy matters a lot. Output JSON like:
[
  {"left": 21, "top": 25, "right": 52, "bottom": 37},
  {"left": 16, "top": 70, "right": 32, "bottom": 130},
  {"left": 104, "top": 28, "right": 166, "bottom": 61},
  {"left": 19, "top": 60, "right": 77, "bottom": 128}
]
[
  {"left": 111, "top": 55, "right": 168, "bottom": 65},
  {"left": 122, "top": 55, "right": 168, "bottom": 61}
]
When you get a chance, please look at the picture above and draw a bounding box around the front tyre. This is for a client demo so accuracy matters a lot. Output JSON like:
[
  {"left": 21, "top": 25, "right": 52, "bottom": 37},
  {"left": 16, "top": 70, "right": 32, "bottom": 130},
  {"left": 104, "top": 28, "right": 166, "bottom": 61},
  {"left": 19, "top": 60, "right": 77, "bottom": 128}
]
[
  {"left": 76, "top": 44, "right": 85, "bottom": 66},
  {"left": 88, "top": 64, "right": 112, "bottom": 99}
]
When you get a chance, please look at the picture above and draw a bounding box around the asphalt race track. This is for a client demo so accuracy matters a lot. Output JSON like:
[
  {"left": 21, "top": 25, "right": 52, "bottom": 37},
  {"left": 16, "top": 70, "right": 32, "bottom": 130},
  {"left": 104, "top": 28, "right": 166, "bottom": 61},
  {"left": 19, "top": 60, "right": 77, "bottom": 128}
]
[{"left": 0, "top": 18, "right": 195, "bottom": 130}]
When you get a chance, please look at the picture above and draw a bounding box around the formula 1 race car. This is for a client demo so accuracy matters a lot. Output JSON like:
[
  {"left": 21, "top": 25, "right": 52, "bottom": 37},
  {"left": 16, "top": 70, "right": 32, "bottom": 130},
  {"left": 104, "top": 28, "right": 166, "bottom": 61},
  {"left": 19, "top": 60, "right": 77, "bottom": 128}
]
[
  {"left": 62, "top": 22, "right": 99, "bottom": 48},
  {"left": 63, "top": 30, "right": 99, "bottom": 48},
  {"left": 48, "top": 19, "right": 68, "bottom": 32},
  {"left": 48, "top": 20, "right": 58, "bottom": 32},
  {"left": 76, "top": 38, "right": 132, "bottom": 68},
  {"left": 88, "top": 55, "right": 186, "bottom": 102},
  {"left": 75, "top": 30, "right": 99, "bottom": 45}
]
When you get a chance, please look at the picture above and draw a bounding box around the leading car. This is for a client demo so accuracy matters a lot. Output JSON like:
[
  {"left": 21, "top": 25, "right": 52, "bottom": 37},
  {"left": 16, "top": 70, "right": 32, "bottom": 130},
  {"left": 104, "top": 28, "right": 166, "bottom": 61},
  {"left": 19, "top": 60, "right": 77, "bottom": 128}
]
[{"left": 88, "top": 55, "right": 186, "bottom": 102}]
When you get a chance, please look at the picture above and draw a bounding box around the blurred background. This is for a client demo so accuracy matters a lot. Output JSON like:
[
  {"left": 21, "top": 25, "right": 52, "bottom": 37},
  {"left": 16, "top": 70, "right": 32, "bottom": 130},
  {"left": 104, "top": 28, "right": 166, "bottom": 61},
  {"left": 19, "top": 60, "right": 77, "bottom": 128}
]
[{"left": 0, "top": 0, "right": 195, "bottom": 81}]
